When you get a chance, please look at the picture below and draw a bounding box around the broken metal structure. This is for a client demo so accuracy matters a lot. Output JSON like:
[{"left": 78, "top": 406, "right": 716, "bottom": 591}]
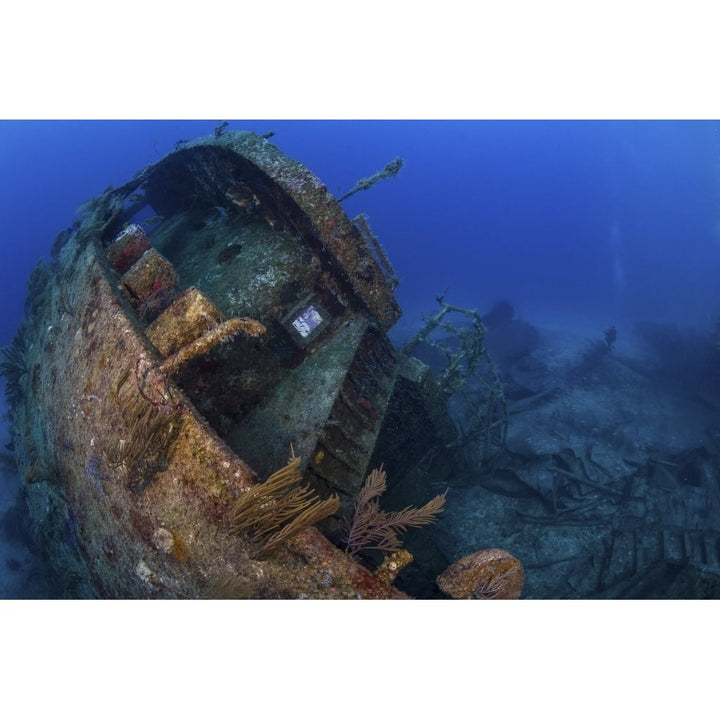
[{"left": 3, "top": 130, "right": 483, "bottom": 598}]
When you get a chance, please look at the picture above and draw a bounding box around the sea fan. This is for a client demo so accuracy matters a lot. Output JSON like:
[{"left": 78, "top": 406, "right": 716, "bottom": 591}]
[
  {"left": 344, "top": 465, "right": 446, "bottom": 557},
  {"left": 0, "top": 334, "right": 29, "bottom": 404},
  {"left": 230, "top": 451, "right": 340, "bottom": 558}
]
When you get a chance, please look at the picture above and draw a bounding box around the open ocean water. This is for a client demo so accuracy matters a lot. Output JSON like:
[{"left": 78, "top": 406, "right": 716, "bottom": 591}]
[{"left": 2, "top": 120, "right": 720, "bottom": 599}]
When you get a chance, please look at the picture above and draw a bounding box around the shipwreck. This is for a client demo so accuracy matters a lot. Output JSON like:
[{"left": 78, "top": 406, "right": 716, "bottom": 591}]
[{"left": 2, "top": 129, "right": 517, "bottom": 599}]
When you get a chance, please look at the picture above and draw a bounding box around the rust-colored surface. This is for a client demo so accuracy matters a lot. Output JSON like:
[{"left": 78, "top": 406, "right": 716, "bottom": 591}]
[
  {"left": 13, "top": 244, "right": 407, "bottom": 597},
  {"left": 436, "top": 548, "right": 525, "bottom": 599},
  {"left": 7, "top": 132, "right": 413, "bottom": 598},
  {"left": 120, "top": 247, "right": 178, "bottom": 304},
  {"left": 146, "top": 287, "right": 225, "bottom": 357},
  {"left": 106, "top": 224, "right": 151, "bottom": 274}
]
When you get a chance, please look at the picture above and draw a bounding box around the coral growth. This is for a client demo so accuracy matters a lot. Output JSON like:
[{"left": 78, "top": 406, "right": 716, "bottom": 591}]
[
  {"left": 230, "top": 450, "right": 340, "bottom": 557},
  {"left": 106, "top": 224, "right": 151, "bottom": 274},
  {"left": 436, "top": 548, "right": 524, "bottom": 599},
  {"left": 373, "top": 549, "right": 414, "bottom": 584},
  {"left": 352, "top": 213, "right": 399, "bottom": 289},
  {"left": 0, "top": 333, "right": 28, "bottom": 404},
  {"left": 159, "top": 317, "right": 266, "bottom": 378},
  {"left": 344, "top": 465, "right": 446, "bottom": 557},
  {"left": 338, "top": 157, "right": 404, "bottom": 202},
  {"left": 138, "top": 284, "right": 178, "bottom": 322}
]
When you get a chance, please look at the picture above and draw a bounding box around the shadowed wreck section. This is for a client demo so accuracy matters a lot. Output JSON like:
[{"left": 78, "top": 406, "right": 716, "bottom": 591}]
[{"left": 2, "top": 130, "right": 514, "bottom": 598}]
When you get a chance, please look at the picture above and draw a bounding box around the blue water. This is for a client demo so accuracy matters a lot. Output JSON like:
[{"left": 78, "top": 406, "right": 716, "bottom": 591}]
[
  {"left": 2, "top": 119, "right": 720, "bottom": 598},
  {"left": 2, "top": 120, "right": 720, "bottom": 348}
]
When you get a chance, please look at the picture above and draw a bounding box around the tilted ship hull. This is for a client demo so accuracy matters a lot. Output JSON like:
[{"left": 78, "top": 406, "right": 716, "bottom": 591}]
[{"left": 5, "top": 130, "right": 471, "bottom": 598}]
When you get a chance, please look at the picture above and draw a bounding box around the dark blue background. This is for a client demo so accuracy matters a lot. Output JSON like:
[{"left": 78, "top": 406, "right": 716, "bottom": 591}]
[{"left": 2, "top": 120, "right": 719, "bottom": 348}]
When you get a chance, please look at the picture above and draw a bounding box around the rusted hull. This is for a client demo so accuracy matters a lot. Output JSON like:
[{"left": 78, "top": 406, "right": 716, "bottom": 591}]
[{"left": 9, "top": 132, "right": 409, "bottom": 598}]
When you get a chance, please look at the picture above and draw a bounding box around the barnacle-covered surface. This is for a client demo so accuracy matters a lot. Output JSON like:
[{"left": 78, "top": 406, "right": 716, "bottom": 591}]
[
  {"left": 134, "top": 132, "right": 405, "bottom": 498},
  {"left": 3, "top": 131, "right": 419, "bottom": 598},
  {"left": 146, "top": 131, "right": 401, "bottom": 329}
]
